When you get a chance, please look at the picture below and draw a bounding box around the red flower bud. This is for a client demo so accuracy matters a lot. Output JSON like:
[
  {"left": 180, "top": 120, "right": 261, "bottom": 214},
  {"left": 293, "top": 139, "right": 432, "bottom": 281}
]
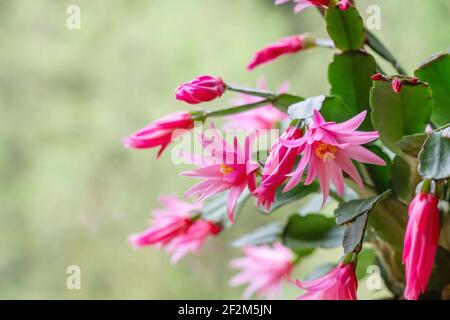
[
  {"left": 175, "top": 75, "right": 226, "bottom": 104},
  {"left": 392, "top": 78, "right": 402, "bottom": 94},
  {"left": 371, "top": 73, "right": 383, "bottom": 81},
  {"left": 410, "top": 77, "right": 419, "bottom": 84}
]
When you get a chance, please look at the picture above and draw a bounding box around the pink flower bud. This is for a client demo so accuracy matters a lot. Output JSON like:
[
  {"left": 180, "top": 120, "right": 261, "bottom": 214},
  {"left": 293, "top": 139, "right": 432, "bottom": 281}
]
[
  {"left": 371, "top": 73, "right": 383, "bottom": 81},
  {"left": 123, "top": 111, "right": 194, "bottom": 158},
  {"left": 403, "top": 192, "right": 440, "bottom": 300},
  {"left": 247, "top": 35, "right": 307, "bottom": 71},
  {"left": 392, "top": 78, "right": 402, "bottom": 94},
  {"left": 410, "top": 77, "right": 419, "bottom": 84},
  {"left": 175, "top": 75, "right": 226, "bottom": 104}
]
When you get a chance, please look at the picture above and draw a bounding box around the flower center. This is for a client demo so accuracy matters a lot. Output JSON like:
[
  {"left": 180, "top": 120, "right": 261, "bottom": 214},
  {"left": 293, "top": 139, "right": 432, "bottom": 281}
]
[
  {"left": 315, "top": 143, "right": 337, "bottom": 161},
  {"left": 220, "top": 164, "right": 234, "bottom": 175}
]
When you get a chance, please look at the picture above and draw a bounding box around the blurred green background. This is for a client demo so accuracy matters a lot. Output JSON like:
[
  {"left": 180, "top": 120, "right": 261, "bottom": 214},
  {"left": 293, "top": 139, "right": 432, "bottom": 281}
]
[{"left": 0, "top": 0, "right": 449, "bottom": 299}]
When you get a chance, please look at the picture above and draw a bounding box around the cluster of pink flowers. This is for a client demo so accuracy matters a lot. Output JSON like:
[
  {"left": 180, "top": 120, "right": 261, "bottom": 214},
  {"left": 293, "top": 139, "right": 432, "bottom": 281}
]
[{"left": 123, "top": 0, "right": 444, "bottom": 302}]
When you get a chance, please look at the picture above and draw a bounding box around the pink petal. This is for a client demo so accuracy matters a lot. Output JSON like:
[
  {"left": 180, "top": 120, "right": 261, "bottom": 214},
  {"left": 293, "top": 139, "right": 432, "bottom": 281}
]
[
  {"left": 344, "top": 145, "right": 386, "bottom": 166},
  {"left": 227, "top": 184, "right": 246, "bottom": 223}
]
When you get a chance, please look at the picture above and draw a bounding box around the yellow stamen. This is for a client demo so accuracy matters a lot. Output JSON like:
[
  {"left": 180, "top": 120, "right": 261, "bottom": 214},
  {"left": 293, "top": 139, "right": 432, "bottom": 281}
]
[
  {"left": 220, "top": 164, "right": 234, "bottom": 175},
  {"left": 315, "top": 143, "right": 337, "bottom": 161}
]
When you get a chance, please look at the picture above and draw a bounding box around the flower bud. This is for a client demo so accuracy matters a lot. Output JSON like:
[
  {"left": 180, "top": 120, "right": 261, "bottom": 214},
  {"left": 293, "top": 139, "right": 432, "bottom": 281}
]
[
  {"left": 392, "top": 78, "right": 402, "bottom": 94},
  {"left": 371, "top": 73, "right": 383, "bottom": 81},
  {"left": 175, "top": 75, "right": 226, "bottom": 104},
  {"left": 247, "top": 34, "right": 316, "bottom": 71}
]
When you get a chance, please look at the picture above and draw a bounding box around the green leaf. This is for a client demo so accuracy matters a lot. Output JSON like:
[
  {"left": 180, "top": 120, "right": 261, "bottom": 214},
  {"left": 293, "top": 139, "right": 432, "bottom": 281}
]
[
  {"left": 390, "top": 155, "right": 420, "bottom": 204},
  {"left": 201, "top": 189, "right": 250, "bottom": 223},
  {"left": 287, "top": 95, "right": 354, "bottom": 123},
  {"left": 329, "top": 51, "right": 377, "bottom": 130},
  {"left": 370, "top": 80, "right": 433, "bottom": 154},
  {"left": 355, "top": 248, "right": 377, "bottom": 279},
  {"left": 418, "top": 129, "right": 450, "bottom": 180},
  {"left": 334, "top": 190, "right": 391, "bottom": 225},
  {"left": 325, "top": 6, "right": 365, "bottom": 51},
  {"left": 397, "top": 132, "right": 428, "bottom": 157},
  {"left": 365, "top": 145, "right": 392, "bottom": 193},
  {"left": 232, "top": 222, "right": 283, "bottom": 248},
  {"left": 321, "top": 96, "right": 356, "bottom": 123},
  {"left": 273, "top": 93, "right": 304, "bottom": 112},
  {"left": 260, "top": 181, "right": 320, "bottom": 214},
  {"left": 342, "top": 213, "right": 368, "bottom": 253},
  {"left": 282, "top": 214, "right": 343, "bottom": 250},
  {"left": 415, "top": 53, "right": 450, "bottom": 126},
  {"left": 427, "top": 247, "right": 450, "bottom": 295}
]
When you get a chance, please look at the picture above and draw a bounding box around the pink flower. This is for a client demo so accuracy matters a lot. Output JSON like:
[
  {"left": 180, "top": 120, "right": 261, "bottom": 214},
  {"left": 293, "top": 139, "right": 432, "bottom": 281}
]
[
  {"left": 275, "top": 0, "right": 350, "bottom": 14},
  {"left": 282, "top": 110, "right": 385, "bottom": 203},
  {"left": 403, "top": 192, "right": 440, "bottom": 300},
  {"left": 128, "top": 195, "right": 200, "bottom": 249},
  {"left": 176, "top": 75, "right": 226, "bottom": 104},
  {"left": 123, "top": 111, "right": 194, "bottom": 158},
  {"left": 254, "top": 127, "right": 303, "bottom": 211},
  {"left": 230, "top": 243, "right": 294, "bottom": 299},
  {"left": 295, "top": 263, "right": 358, "bottom": 300},
  {"left": 392, "top": 78, "right": 402, "bottom": 94},
  {"left": 181, "top": 125, "right": 259, "bottom": 223},
  {"left": 223, "top": 78, "right": 289, "bottom": 130},
  {"left": 166, "top": 220, "right": 222, "bottom": 264},
  {"left": 247, "top": 35, "right": 305, "bottom": 71}
]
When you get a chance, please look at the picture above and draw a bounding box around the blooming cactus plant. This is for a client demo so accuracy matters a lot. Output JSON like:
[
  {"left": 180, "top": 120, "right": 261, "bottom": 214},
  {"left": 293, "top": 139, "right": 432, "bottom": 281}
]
[{"left": 124, "top": 1, "right": 450, "bottom": 300}]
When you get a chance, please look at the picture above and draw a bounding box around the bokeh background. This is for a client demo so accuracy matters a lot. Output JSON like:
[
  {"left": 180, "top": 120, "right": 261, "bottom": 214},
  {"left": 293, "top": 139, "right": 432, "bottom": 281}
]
[{"left": 0, "top": 0, "right": 449, "bottom": 299}]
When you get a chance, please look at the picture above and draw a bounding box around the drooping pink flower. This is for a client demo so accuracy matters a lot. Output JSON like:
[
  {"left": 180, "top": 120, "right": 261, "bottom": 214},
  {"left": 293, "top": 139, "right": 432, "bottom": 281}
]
[
  {"left": 230, "top": 243, "right": 294, "bottom": 299},
  {"left": 247, "top": 35, "right": 308, "bottom": 71},
  {"left": 181, "top": 125, "right": 259, "bottom": 223},
  {"left": 295, "top": 262, "right": 358, "bottom": 300},
  {"left": 128, "top": 195, "right": 200, "bottom": 249},
  {"left": 403, "top": 192, "right": 440, "bottom": 300},
  {"left": 176, "top": 75, "right": 226, "bottom": 104},
  {"left": 282, "top": 110, "right": 385, "bottom": 203},
  {"left": 166, "top": 220, "right": 222, "bottom": 264},
  {"left": 275, "top": 0, "right": 350, "bottom": 14},
  {"left": 392, "top": 78, "right": 403, "bottom": 94},
  {"left": 254, "top": 127, "right": 303, "bottom": 211},
  {"left": 123, "top": 111, "right": 195, "bottom": 158},
  {"left": 223, "top": 78, "right": 289, "bottom": 130}
]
